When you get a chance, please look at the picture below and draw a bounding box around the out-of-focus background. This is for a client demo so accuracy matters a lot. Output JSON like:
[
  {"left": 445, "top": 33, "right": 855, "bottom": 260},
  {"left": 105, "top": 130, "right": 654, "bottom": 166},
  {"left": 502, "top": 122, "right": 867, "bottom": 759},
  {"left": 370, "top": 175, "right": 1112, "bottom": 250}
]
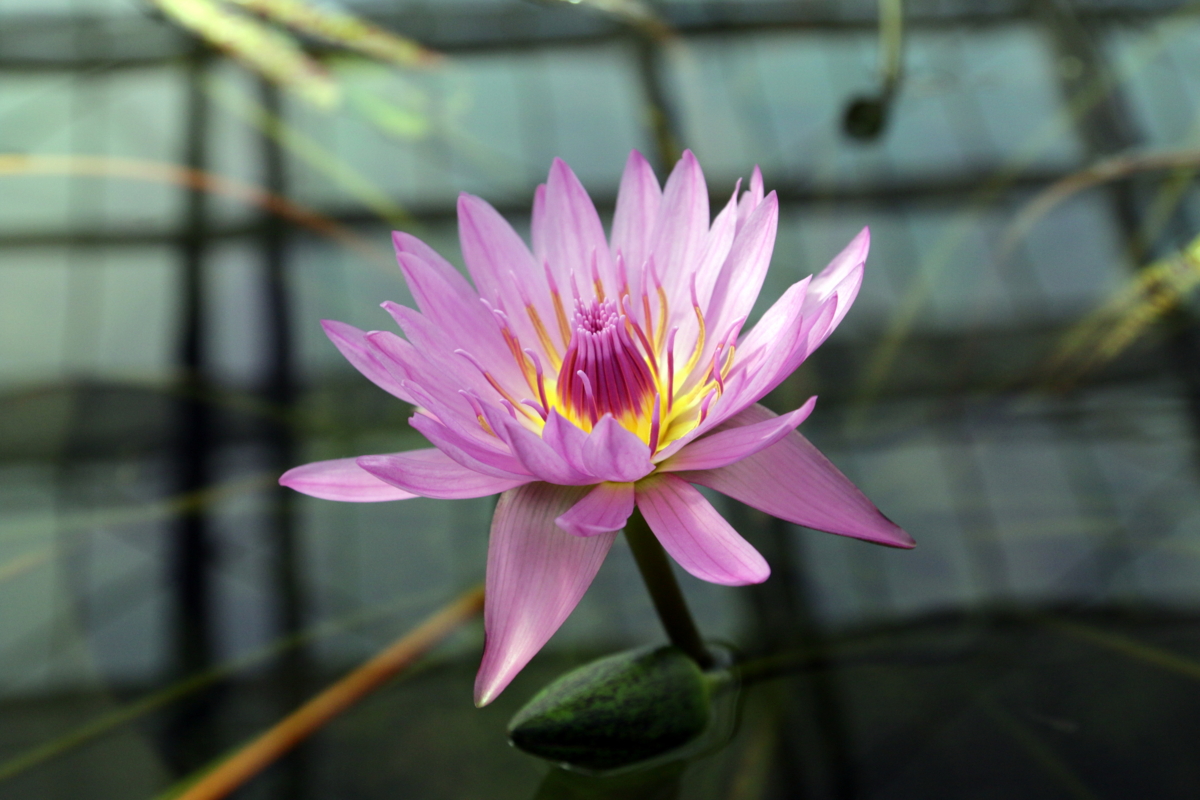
[{"left": 2, "top": 0, "right": 1200, "bottom": 797}]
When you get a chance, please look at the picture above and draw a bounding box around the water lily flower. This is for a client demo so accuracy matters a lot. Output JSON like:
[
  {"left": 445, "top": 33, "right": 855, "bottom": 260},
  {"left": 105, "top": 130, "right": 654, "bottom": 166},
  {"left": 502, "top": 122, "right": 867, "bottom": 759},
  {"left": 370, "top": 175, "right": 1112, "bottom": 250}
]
[{"left": 281, "top": 151, "right": 913, "bottom": 706}]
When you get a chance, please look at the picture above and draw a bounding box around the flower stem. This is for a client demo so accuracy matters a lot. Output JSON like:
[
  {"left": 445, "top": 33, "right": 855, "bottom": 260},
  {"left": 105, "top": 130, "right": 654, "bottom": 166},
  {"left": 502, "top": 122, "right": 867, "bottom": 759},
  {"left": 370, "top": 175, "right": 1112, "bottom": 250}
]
[{"left": 624, "top": 508, "right": 714, "bottom": 670}]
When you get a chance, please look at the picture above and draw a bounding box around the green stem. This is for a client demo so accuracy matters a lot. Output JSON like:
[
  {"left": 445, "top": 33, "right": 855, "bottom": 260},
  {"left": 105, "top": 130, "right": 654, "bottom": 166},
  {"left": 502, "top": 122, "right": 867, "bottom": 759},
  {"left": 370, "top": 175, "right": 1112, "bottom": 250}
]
[{"left": 624, "top": 508, "right": 714, "bottom": 670}]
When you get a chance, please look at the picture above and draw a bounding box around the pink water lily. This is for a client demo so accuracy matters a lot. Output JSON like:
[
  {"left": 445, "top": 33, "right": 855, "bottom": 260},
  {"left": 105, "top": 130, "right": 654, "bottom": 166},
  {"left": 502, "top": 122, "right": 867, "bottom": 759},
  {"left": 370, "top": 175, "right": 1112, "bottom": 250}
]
[{"left": 281, "top": 151, "right": 913, "bottom": 706}]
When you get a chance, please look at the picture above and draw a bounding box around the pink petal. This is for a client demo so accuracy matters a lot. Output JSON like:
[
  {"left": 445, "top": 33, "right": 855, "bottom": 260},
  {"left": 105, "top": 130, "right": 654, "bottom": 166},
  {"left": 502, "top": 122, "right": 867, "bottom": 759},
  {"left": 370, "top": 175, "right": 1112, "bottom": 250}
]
[
  {"left": 365, "top": 330, "right": 492, "bottom": 439},
  {"left": 321, "top": 320, "right": 415, "bottom": 404},
  {"left": 456, "top": 194, "right": 548, "bottom": 352},
  {"left": 408, "top": 413, "right": 529, "bottom": 479},
  {"left": 692, "top": 185, "right": 739, "bottom": 309},
  {"left": 392, "top": 230, "right": 476, "bottom": 305},
  {"left": 581, "top": 415, "right": 655, "bottom": 483},
  {"left": 356, "top": 449, "right": 529, "bottom": 499},
  {"left": 543, "top": 157, "right": 614, "bottom": 293},
  {"left": 635, "top": 474, "right": 770, "bottom": 586},
  {"left": 735, "top": 165, "right": 764, "bottom": 234},
  {"left": 677, "top": 405, "right": 914, "bottom": 548},
  {"left": 280, "top": 457, "right": 417, "bottom": 502},
  {"left": 484, "top": 406, "right": 592, "bottom": 486},
  {"left": 705, "top": 191, "right": 779, "bottom": 339},
  {"left": 540, "top": 409, "right": 590, "bottom": 475},
  {"left": 658, "top": 397, "right": 817, "bottom": 472},
  {"left": 531, "top": 182, "right": 548, "bottom": 264},
  {"left": 610, "top": 150, "right": 662, "bottom": 283},
  {"left": 475, "top": 483, "right": 616, "bottom": 706},
  {"left": 698, "top": 284, "right": 835, "bottom": 434},
  {"left": 556, "top": 481, "right": 635, "bottom": 537},
  {"left": 653, "top": 151, "right": 710, "bottom": 323},
  {"left": 374, "top": 302, "right": 506, "bottom": 400},
  {"left": 661, "top": 278, "right": 819, "bottom": 446},
  {"left": 801, "top": 227, "right": 869, "bottom": 351},
  {"left": 393, "top": 251, "right": 526, "bottom": 392}
]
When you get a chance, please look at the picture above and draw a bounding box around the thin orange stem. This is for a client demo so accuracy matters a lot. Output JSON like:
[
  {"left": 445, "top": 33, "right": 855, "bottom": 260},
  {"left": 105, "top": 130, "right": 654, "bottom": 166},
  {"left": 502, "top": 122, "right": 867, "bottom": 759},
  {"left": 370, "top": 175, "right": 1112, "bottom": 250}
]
[{"left": 173, "top": 585, "right": 485, "bottom": 800}]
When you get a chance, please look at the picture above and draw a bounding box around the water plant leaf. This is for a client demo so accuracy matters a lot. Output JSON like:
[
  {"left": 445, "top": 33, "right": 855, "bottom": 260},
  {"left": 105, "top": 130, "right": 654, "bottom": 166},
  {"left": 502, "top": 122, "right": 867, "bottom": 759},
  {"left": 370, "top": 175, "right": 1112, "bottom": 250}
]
[{"left": 508, "top": 645, "right": 711, "bottom": 771}]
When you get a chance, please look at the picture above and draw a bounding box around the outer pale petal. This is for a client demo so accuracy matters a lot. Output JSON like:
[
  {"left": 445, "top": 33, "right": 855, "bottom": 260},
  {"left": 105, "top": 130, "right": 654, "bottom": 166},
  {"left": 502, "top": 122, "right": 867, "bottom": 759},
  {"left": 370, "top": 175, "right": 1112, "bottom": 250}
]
[
  {"left": 409, "top": 414, "right": 529, "bottom": 480},
  {"left": 356, "top": 449, "right": 529, "bottom": 499},
  {"left": 735, "top": 165, "right": 764, "bottom": 233},
  {"left": 635, "top": 474, "right": 770, "bottom": 586},
  {"left": 475, "top": 483, "right": 616, "bottom": 706},
  {"left": 321, "top": 320, "right": 415, "bottom": 404},
  {"left": 541, "top": 410, "right": 590, "bottom": 475},
  {"left": 280, "top": 457, "right": 417, "bottom": 502},
  {"left": 800, "top": 227, "right": 868, "bottom": 353},
  {"left": 544, "top": 157, "right": 614, "bottom": 293},
  {"left": 653, "top": 150, "right": 709, "bottom": 322},
  {"left": 610, "top": 150, "right": 662, "bottom": 282},
  {"left": 485, "top": 407, "right": 593, "bottom": 485},
  {"left": 677, "top": 405, "right": 914, "bottom": 548},
  {"left": 705, "top": 191, "right": 779, "bottom": 339},
  {"left": 556, "top": 481, "right": 635, "bottom": 537},
  {"left": 658, "top": 397, "right": 817, "bottom": 471},
  {"left": 700, "top": 285, "right": 835, "bottom": 435},
  {"left": 392, "top": 230, "right": 477, "bottom": 306},
  {"left": 393, "top": 251, "right": 525, "bottom": 392},
  {"left": 456, "top": 194, "right": 548, "bottom": 354},
  {"left": 659, "top": 278, "right": 818, "bottom": 452},
  {"left": 581, "top": 415, "right": 655, "bottom": 483}
]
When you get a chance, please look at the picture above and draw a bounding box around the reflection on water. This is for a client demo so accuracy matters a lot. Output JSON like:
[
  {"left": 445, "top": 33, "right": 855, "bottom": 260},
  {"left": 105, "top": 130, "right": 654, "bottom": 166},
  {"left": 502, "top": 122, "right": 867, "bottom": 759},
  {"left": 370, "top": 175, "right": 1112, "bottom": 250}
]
[{"left": 3, "top": 0, "right": 1200, "bottom": 797}]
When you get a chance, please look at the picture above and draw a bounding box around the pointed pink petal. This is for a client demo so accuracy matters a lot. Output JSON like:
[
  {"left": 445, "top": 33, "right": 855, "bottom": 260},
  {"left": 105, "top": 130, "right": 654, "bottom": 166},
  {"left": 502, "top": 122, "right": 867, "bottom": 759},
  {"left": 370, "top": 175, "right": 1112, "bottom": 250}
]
[
  {"left": 408, "top": 413, "right": 530, "bottom": 479},
  {"left": 659, "top": 397, "right": 817, "bottom": 472},
  {"left": 540, "top": 409, "right": 590, "bottom": 475},
  {"left": 696, "top": 285, "right": 835, "bottom": 435},
  {"left": 321, "top": 320, "right": 415, "bottom": 404},
  {"left": 484, "top": 406, "right": 592, "bottom": 485},
  {"left": 653, "top": 151, "right": 710, "bottom": 322},
  {"left": 581, "top": 415, "right": 655, "bottom": 483},
  {"left": 556, "top": 481, "right": 635, "bottom": 537},
  {"left": 543, "top": 157, "right": 614, "bottom": 294},
  {"left": 456, "top": 194, "right": 548, "bottom": 352},
  {"left": 280, "top": 457, "right": 417, "bottom": 502},
  {"left": 735, "top": 165, "right": 764, "bottom": 233},
  {"left": 356, "top": 449, "right": 529, "bottom": 499},
  {"left": 801, "top": 227, "right": 869, "bottom": 351},
  {"left": 475, "top": 483, "right": 616, "bottom": 705},
  {"left": 677, "top": 405, "right": 914, "bottom": 548},
  {"left": 392, "top": 230, "right": 476, "bottom": 303},
  {"left": 692, "top": 185, "right": 739, "bottom": 309},
  {"left": 531, "top": 182, "right": 548, "bottom": 264},
  {"left": 374, "top": 302, "right": 506, "bottom": 400},
  {"left": 705, "top": 191, "right": 779, "bottom": 338},
  {"left": 610, "top": 150, "right": 661, "bottom": 283},
  {"left": 636, "top": 474, "right": 769, "bottom": 586},
  {"left": 364, "top": 330, "right": 493, "bottom": 439},
  {"left": 661, "top": 278, "right": 819, "bottom": 445}
]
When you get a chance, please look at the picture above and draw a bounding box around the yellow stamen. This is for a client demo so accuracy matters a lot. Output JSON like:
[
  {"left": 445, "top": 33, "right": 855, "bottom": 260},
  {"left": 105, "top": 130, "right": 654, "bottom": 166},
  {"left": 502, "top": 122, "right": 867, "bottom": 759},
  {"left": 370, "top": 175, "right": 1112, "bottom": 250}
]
[
  {"left": 551, "top": 290, "right": 571, "bottom": 350},
  {"left": 526, "top": 304, "right": 562, "bottom": 371},
  {"left": 680, "top": 305, "right": 707, "bottom": 380}
]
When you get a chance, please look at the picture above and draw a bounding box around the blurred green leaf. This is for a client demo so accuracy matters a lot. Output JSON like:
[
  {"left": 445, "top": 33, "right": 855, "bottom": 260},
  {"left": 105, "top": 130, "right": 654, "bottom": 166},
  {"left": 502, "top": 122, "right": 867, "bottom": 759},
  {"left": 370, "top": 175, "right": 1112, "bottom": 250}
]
[
  {"left": 151, "top": 0, "right": 339, "bottom": 108},
  {"left": 228, "top": 0, "right": 439, "bottom": 67}
]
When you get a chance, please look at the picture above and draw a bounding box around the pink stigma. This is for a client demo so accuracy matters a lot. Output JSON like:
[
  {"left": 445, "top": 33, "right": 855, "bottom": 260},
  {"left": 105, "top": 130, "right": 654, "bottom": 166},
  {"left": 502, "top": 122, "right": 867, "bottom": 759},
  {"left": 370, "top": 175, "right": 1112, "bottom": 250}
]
[{"left": 558, "top": 299, "right": 654, "bottom": 425}]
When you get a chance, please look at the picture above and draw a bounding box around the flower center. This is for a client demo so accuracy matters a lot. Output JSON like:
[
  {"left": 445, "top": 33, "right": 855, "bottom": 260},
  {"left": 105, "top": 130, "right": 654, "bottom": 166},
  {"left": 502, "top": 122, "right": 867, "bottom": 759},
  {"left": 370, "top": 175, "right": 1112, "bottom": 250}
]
[{"left": 557, "top": 299, "right": 655, "bottom": 427}]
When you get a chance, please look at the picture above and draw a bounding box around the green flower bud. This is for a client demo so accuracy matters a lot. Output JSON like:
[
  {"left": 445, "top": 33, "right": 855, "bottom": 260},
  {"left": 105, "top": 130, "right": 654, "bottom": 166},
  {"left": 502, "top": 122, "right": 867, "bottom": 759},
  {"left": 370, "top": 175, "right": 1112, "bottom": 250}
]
[{"left": 508, "top": 646, "right": 712, "bottom": 771}]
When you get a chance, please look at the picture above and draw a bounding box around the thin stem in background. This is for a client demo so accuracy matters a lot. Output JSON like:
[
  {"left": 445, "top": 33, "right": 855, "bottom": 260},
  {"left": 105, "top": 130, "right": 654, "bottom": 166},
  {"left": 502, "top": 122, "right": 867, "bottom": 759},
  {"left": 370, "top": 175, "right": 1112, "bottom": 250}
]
[{"left": 161, "top": 585, "right": 485, "bottom": 800}]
